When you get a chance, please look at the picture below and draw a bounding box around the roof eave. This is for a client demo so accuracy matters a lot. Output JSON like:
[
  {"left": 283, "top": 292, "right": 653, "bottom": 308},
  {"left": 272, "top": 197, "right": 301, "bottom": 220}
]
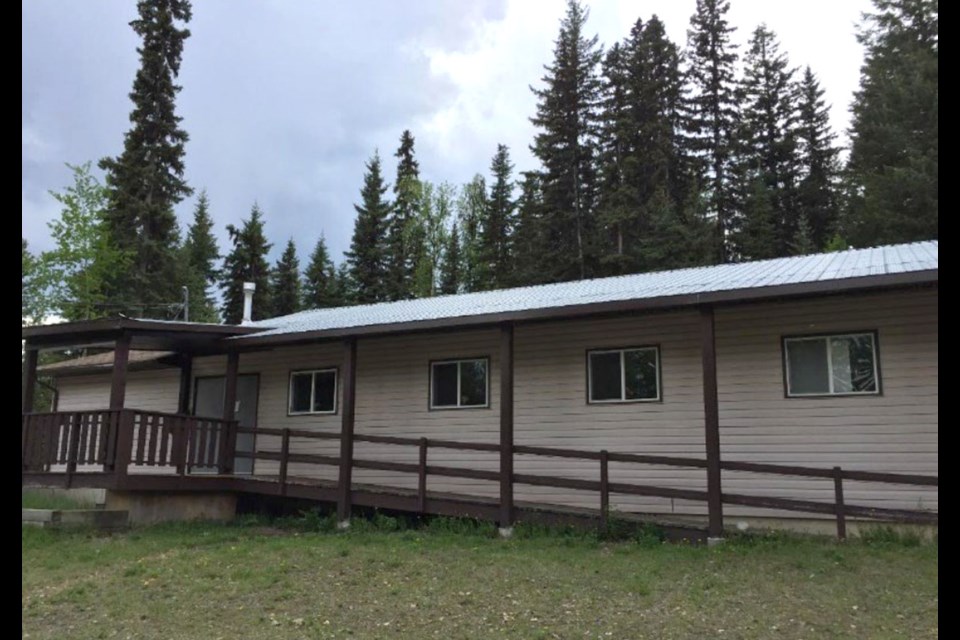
[{"left": 230, "top": 269, "right": 938, "bottom": 348}]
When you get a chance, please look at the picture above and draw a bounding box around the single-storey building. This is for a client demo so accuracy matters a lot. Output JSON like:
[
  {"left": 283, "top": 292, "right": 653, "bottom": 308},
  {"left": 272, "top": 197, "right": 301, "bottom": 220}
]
[{"left": 22, "top": 241, "right": 938, "bottom": 537}]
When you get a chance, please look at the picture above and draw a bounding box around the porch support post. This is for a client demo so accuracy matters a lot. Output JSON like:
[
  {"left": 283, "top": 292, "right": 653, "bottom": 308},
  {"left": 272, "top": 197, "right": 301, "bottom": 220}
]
[
  {"left": 337, "top": 336, "right": 358, "bottom": 527},
  {"left": 499, "top": 322, "right": 515, "bottom": 537},
  {"left": 22, "top": 345, "right": 39, "bottom": 414},
  {"left": 109, "top": 333, "right": 131, "bottom": 409},
  {"left": 699, "top": 305, "right": 724, "bottom": 540},
  {"left": 221, "top": 351, "right": 240, "bottom": 474},
  {"left": 177, "top": 355, "right": 193, "bottom": 414}
]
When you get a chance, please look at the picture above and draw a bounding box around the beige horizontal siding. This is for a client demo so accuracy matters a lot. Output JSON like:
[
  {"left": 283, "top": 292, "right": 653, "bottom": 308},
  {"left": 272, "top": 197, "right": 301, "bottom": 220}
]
[{"left": 57, "top": 369, "right": 180, "bottom": 413}]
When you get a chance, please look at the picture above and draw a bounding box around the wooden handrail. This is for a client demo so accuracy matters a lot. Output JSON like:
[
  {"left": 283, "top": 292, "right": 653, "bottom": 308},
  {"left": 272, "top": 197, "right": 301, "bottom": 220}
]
[{"left": 22, "top": 411, "right": 940, "bottom": 536}]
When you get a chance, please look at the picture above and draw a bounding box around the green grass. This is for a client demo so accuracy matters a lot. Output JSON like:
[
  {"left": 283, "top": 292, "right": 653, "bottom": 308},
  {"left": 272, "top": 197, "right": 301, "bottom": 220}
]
[
  {"left": 22, "top": 489, "right": 95, "bottom": 511},
  {"left": 21, "top": 517, "right": 938, "bottom": 639}
]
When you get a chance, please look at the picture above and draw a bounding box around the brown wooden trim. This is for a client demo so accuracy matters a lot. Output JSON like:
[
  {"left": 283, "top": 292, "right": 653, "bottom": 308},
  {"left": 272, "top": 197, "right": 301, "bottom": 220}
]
[
  {"left": 599, "top": 450, "right": 609, "bottom": 531},
  {"left": 418, "top": 437, "right": 428, "bottom": 513},
  {"left": 700, "top": 305, "right": 723, "bottom": 537},
  {"left": 22, "top": 348, "right": 39, "bottom": 414},
  {"left": 337, "top": 337, "right": 358, "bottom": 522},
  {"left": 279, "top": 429, "right": 290, "bottom": 496},
  {"left": 177, "top": 355, "right": 193, "bottom": 414},
  {"left": 499, "top": 322, "right": 514, "bottom": 529},
  {"left": 109, "top": 334, "right": 131, "bottom": 409}
]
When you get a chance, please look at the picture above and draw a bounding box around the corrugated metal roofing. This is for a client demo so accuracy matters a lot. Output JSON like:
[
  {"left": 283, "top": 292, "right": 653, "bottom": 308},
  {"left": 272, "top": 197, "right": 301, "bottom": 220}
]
[{"left": 248, "top": 241, "right": 937, "bottom": 338}]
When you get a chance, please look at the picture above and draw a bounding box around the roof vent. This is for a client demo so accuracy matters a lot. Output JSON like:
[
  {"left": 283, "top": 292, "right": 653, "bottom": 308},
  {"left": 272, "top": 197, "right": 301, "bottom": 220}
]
[{"left": 241, "top": 282, "right": 256, "bottom": 325}]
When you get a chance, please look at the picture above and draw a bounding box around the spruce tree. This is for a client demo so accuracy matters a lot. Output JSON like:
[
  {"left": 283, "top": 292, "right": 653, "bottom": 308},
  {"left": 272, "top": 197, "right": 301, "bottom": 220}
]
[
  {"left": 846, "top": 0, "right": 938, "bottom": 245},
  {"left": 439, "top": 221, "right": 462, "bottom": 295},
  {"left": 733, "top": 25, "right": 800, "bottom": 257},
  {"left": 272, "top": 239, "right": 301, "bottom": 317},
  {"left": 99, "top": 0, "right": 193, "bottom": 313},
  {"left": 595, "top": 41, "right": 637, "bottom": 275},
  {"left": 181, "top": 190, "right": 219, "bottom": 322},
  {"left": 456, "top": 176, "right": 488, "bottom": 292},
  {"left": 385, "top": 130, "right": 421, "bottom": 300},
  {"left": 795, "top": 66, "right": 840, "bottom": 251},
  {"left": 510, "top": 172, "right": 546, "bottom": 286},
  {"left": 333, "top": 262, "right": 353, "bottom": 305},
  {"left": 685, "top": 0, "right": 739, "bottom": 262},
  {"left": 478, "top": 144, "right": 515, "bottom": 290},
  {"left": 596, "top": 16, "right": 693, "bottom": 274},
  {"left": 221, "top": 203, "right": 273, "bottom": 324},
  {"left": 303, "top": 235, "right": 339, "bottom": 309},
  {"left": 530, "top": 0, "right": 602, "bottom": 281},
  {"left": 345, "top": 152, "right": 391, "bottom": 304}
]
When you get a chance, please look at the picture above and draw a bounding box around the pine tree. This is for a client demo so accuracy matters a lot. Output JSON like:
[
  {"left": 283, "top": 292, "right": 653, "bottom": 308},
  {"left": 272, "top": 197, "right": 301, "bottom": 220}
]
[
  {"left": 333, "top": 262, "right": 353, "bottom": 305},
  {"left": 685, "top": 0, "right": 739, "bottom": 262},
  {"left": 796, "top": 67, "right": 840, "bottom": 250},
  {"left": 439, "top": 221, "right": 462, "bottom": 295},
  {"left": 733, "top": 25, "right": 801, "bottom": 257},
  {"left": 846, "top": 0, "right": 938, "bottom": 245},
  {"left": 385, "top": 130, "right": 421, "bottom": 300},
  {"left": 510, "top": 172, "right": 546, "bottom": 286},
  {"left": 99, "top": 0, "right": 193, "bottom": 313},
  {"left": 478, "top": 144, "right": 515, "bottom": 290},
  {"left": 303, "top": 235, "right": 339, "bottom": 309},
  {"left": 530, "top": 0, "right": 602, "bottom": 281},
  {"left": 181, "top": 190, "right": 219, "bottom": 322},
  {"left": 456, "top": 176, "right": 488, "bottom": 292},
  {"left": 345, "top": 152, "right": 391, "bottom": 304},
  {"left": 272, "top": 239, "right": 301, "bottom": 317},
  {"left": 221, "top": 203, "right": 273, "bottom": 324}
]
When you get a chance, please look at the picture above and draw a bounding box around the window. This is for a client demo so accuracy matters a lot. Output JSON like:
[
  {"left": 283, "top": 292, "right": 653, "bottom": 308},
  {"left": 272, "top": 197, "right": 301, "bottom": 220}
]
[
  {"left": 783, "top": 332, "right": 880, "bottom": 397},
  {"left": 588, "top": 347, "right": 660, "bottom": 403},
  {"left": 430, "top": 358, "right": 489, "bottom": 409},
  {"left": 288, "top": 369, "right": 338, "bottom": 414}
]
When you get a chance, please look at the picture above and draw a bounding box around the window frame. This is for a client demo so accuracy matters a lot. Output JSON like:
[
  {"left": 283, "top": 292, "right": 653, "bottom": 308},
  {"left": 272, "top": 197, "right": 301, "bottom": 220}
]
[
  {"left": 586, "top": 345, "right": 662, "bottom": 404},
  {"left": 287, "top": 367, "right": 339, "bottom": 416},
  {"left": 781, "top": 330, "right": 882, "bottom": 398},
  {"left": 428, "top": 357, "right": 491, "bottom": 410}
]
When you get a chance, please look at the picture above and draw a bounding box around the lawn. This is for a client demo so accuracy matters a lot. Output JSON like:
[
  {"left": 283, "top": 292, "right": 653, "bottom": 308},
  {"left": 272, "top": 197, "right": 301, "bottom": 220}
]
[{"left": 21, "top": 517, "right": 937, "bottom": 639}]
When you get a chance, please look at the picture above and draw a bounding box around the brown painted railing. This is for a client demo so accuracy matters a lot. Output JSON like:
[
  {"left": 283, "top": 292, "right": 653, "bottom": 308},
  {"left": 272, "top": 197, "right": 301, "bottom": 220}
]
[
  {"left": 21, "top": 409, "right": 238, "bottom": 483},
  {"left": 235, "top": 427, "right": 938, "bottom": 539}
]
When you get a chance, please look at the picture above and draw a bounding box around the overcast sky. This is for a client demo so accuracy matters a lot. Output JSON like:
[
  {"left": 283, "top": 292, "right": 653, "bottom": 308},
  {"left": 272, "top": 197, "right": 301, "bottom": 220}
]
[{"left": 22, "top": 0, "right": 870, "bottom": 263}]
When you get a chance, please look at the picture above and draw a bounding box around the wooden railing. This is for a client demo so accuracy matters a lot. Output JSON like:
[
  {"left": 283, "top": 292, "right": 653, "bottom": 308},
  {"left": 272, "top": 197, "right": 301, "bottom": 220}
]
[
  {"left": 21, "top": 409, "right": 238, "bottom": 482},
  {"left": 235, "top": 427, "right": 938, "bottom": 539},
  {"left": 22, "top": 413, "right": 938, "bottom": 538}
]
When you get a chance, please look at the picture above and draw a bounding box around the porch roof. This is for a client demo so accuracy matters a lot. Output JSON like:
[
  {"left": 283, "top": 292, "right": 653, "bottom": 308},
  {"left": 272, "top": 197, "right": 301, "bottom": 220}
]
[{"left": 21, "top": 317, "right": 259, "bottom": 351}]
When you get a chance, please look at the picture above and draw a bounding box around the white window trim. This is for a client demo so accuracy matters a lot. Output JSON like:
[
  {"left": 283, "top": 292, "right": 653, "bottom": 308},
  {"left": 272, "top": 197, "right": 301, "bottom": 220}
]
[
  {"left": 587, "top": 347, "right": 661, "bottom": 404},
  {"left": 429, "top": 358, "right": 490, "bottom": 410},
  {"left": 784, "top": 332, "right": 880, "bottom": 397},
  {"left": 288, "top": 368, "right": 338, "bottom": 415}
]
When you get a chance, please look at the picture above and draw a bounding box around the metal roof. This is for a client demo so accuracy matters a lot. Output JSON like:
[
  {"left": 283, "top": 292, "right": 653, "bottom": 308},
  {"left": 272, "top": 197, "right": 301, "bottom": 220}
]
[
  {"left": 242, "top": 241, "right": 937, "bottom": 342},
  {"left": 38, "top": 350, "right": 176, "bottom": 376}
]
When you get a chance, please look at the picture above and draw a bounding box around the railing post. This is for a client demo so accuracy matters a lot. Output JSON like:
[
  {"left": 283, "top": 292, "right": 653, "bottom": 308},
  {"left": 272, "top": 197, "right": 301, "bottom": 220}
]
[
  {"left": 337, "top": 337, "right": 358, "bottom": 528},
  {"left": 65, "top": 413, "right": 82, "bottom": 488},
  {"left": 499, "top": 322, "right": 515, "bottom": 537},
  {"left": 113, "top": 409, "right": 135, "bottom": 489},
  {"left": 173, "top": 416, "right": 189, "bottom": 476},
  {"left": 109, "top": 333, "right": 131, "bottom": 410},
  {"left": 833, "top": 466, "right": 847, "bottom": 541},
  {"left": 279, "top": 428, "right": 290, "bottom": 496},
  {"left": 699, "top": 305, "right": 724, "bottom": 540},
  {"left": 600, "top": 449, "right": 610, "bottom": 533},
  {"left": 418, "top": 438, "right": 428, "bottom": 514},
  {"left": 22, "top": 346, "right": 39, "bottom": 414},
  {"left": 220, "top": 352, "right": 240, "bottom": 475}
]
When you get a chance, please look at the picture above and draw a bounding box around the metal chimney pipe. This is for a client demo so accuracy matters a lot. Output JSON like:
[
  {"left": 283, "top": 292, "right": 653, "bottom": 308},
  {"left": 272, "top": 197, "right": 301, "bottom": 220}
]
[{"left": 241, "top": 282, "right": 256, "bottom": 325}]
